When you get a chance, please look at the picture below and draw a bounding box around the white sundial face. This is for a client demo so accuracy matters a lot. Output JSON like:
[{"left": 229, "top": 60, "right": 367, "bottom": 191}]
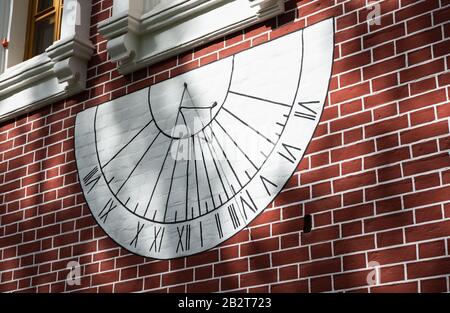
[{"left": 75, "top": 19, "right": 335, "bottom": 259}]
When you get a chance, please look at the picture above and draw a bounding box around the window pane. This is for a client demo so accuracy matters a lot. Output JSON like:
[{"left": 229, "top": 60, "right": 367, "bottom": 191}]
[
  {"left": 37, "top": 0, "right": 53, "bottom": 12},
  {"left": 33, "top": 16, "right": 55, "bottom": 56}
]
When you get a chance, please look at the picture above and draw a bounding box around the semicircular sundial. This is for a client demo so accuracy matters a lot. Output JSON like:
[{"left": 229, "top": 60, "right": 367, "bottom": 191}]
[{"left": 75, "top": 19, "right": 335, "bottom": 259}]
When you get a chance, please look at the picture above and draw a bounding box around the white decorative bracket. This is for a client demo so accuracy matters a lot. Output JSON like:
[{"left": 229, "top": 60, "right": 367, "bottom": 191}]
[
  {"left": 98, "top": 0, "right": 285, "bottom": 74},
  {"left": 0, "top": 0, "right": 94, "bottom": 123}
]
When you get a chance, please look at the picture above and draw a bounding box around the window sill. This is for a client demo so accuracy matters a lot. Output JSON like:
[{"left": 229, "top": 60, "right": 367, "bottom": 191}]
[
  {"left": 0, "top": 0, "right": 94, "bottom": 123},
  {"left": 98, "top": 0, "right": 285, "bottom": 74}
]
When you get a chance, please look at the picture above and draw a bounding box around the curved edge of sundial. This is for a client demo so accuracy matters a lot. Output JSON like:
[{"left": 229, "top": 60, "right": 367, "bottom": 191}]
[{"left": 74, "top": 18, "right": 335, "bottom": 260}]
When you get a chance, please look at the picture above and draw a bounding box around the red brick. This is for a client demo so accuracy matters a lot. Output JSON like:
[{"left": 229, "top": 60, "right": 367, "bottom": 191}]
[
  {"left": 304, "top": 195, "right": 341, "bottom": 215},
  {"left": 114, "top": 279, "right": 143, "bottom": 293},
  {"left": 414, "top": 173, "right": 440, "bottom": 190},
  {"left": 187, "top": 279, "right": 219, "bottom": 293},
  {"left": 214, "top": 259, "right": 248, "bottom": 277},
  {"left": 368, "top": 245, "right": 416, "bottom": 265},
  {"left": 410, "top": 78, "right": 437, "bottom": 97},
  {"left": 310, "top": 242, "right": 332, "bottom": 259},
  {"left": 399, "top": 89, "right": 447, "bottom": 114},
  {"left": 396, "top": 0, "right": 439, "bottom": 22},
  {"left": 405, "top": 219, "right": 450, "bottom": 242},
  {"left": 343, "top": 253, "right": 366, "bottom": 271},
  {"left": 272, "top": 247, "right": 309, "bottom": 266},
  {"left": 301, "top": 165, "right": 340, "bottom": 185},
  {"left": 420, "top": 278, "right": 448, "bottom": 293},
  {"left": 330, "top": 82, "right": 370, "bottom": 104},
  {"left": 412, "top": 140, "right": 438, "bottom": 157},
  {"left": 240, "top": 269, "right": 277, "bottom": 288},
  {"left": 334, "top": 235, "right": 375, "bottom": 255},
  {"left": 240, "top": 238, "right": 279, "bottom": 256},
  {"left": 407, "top": 258, "right": 450, "bottom": 279},
  {"left": 365, "top": 211, "right": 414, "bottom": 233},
  {"left": 311, "top": 276, "right": 332, "bottom": 292},
  {"left": 331, "top": 141, "right": 375, "bottom": 163},
  {"left": 334, "top": 270, "right": 371, "bottom": 290},
  {"left": 341, "top": 221, "right": 362, "bottom": 238},
  {"left": 376, "top": 134, "right": 399, "bottom": 151},
  {"left": 419, "top": 240, "right": 446, "bottom": 259},
  {"left": 334, "top": 51, "right": 371, "bottom": 74},
  {"left": 275, "top": 187, "right": 310, "bottom": 207},
  {"left": 299, "top": 258, "right": 341, "bottom": 277},
  {"left": 250, "top": 254, "right": 270, "bottom": 271},
  {"left": 403, "top": 153, "right": 450, "bottom": 176},
  {"left": 271, "top": 280, "right": 308, "bottom": 293},
  {"left": 371, "top": 282, "right": 418, "bottom": 293},
  {"left": 365, "top": 147, "right": 411, "bottom": 169},
  {"left": 334, "top": 203, "right": 374, "bottom": 223},
  {"left": 92, "top": 271, "right": 120, "bottom": 286},
  {"left": 363, "top": 56, "right": 405, "bottom": 80},
  {"left": 364, "top": 85, "right": 409, "bottom": 109},
  {"left": 272, "top": 218, "right": 303, "bottom": 235},
  {"left": 378, "top": 165, "right": 402, "bottom": 182},
  {"left": 372, "top": 73, "right": 399, "bottom": 92},
  {"left": 363, "top": 24, "right": 405, "bottom": 49},
  {"left": 400, "top": 59, "right": 445, "bottom": 83},
  {"left": 373, "top": 42, "right": 395, "bottom": 61},
  {"left": 415, "top": 205, "right": 442, "bottom": 223},
  {"left": 162, "top": 269, "right": 193, "bottom": 286},
  {"left": 396, "top": 27, "right": 442, "bottom": 54},
  {"left": 330, "top": 111, "right": 371, "bottom": 132},
  {"left": 408, "top": 46, "right": 432, "bottom": 66},
  {"left": 308, "top": 133, "right": 342, "bottom": 154},
  {"left": 365, "top": 115, "right": 409, "bottom": 138},
  {"left": 302, "top": 225, "right": 340, "bottom": 245},
  {"left": 365, "top": 179, "right": 413, "bottom": 201}
]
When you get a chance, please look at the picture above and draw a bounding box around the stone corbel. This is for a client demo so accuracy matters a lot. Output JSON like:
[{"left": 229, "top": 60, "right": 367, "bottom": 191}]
[
  {"left": 98, "top": 13, "right": 139, "bottom": 67},
  {"left": 46, "top": 35, "right": 94, "bottom": 90}
]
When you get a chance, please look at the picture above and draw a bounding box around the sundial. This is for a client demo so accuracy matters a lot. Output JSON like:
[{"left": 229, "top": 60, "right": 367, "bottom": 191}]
[{"left": 75, "top": 19, "right": 335, "bottom": 259}]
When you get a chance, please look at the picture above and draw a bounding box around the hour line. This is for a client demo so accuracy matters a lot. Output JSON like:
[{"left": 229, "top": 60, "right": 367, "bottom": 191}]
[
  {"left": 192, "top": 135, "right": 201, "bottom": 218},
  {"left": 102, "top": 119, "right": 154, "bottom": 169},
  {"left": 163, "top": 138, "right": 182, "bottom": 222},
  {"left": 229, "top": 90, "right": 291, "bottom": 108},
  {"left": 222, "top": 106, "right": 276, "bottom": 146},
  {"left": 143, "top": 138, "right": 173, "bottom": 218},
  {"left": 208, "top": 125, "right": 243, "bottom": 188},
  {"left": 214, "top": 119, "right": 258, "bottom": 171},
  {"left": 197, "top": 135, "right": 217, "bottom": 209},
  {"left": 114, "top": 131, "right": 161, "bottom": 196},
  {"left": 201, "top": 129, "right": 229, "bottom": 201}
]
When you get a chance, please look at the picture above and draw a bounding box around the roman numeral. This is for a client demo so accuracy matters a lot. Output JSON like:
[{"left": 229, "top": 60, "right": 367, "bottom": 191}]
[
  {"left": 199, "top": 221, "right": 204, "bottom": 247},
  {"left": 149, "top": 226, "right": 165, "bottom": 253},
  {"left": 294, "top": 101, "right": 319, "bottom": 121},
  {"left": 228, "top": 204, "right": 240, "bottom": 229},
  {"left": 176, "top": 224, "right": 191, "bottom": 253},
  {"left": 130, "top": 221, "right": 145, "bottom": 248},
  {"left": 215, "top": 213, "right": 223, "bottom": 239},
  {"left": 278, "top": 143, "right": 302, "bottom": 164},
  {"left": 260, "top": 175, "right": 278, "bottom": 196},
  {"left": 239, "top": 190, "right": 257, "bottom": 220},
  {"left": 98, "top": 198, "right": 117, "bottom": 223},
  {"left": 83, "top": 166, "right": 101, "bottom": 193}
]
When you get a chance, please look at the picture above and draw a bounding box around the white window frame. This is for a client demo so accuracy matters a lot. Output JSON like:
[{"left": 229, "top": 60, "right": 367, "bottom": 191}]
[
  {"left": 0, "top": 0, "right": 94, "bottom": 123},
  {"left": 98, "top": 0, "right": 285, "bottom": 74}
]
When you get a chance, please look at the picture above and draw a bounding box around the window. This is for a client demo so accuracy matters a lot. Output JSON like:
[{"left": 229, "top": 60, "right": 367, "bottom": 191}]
[
  {"left": 0, "top": 0, "right": 93, "bottom": 123},
  {"left": 25, "top": 0, "right": 64, "bottom": 59}
]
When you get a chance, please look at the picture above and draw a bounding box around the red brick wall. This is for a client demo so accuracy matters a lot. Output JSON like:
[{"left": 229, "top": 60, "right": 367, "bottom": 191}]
[{"left": 1, "top": 0, "right": 450, "bottom": 293}]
